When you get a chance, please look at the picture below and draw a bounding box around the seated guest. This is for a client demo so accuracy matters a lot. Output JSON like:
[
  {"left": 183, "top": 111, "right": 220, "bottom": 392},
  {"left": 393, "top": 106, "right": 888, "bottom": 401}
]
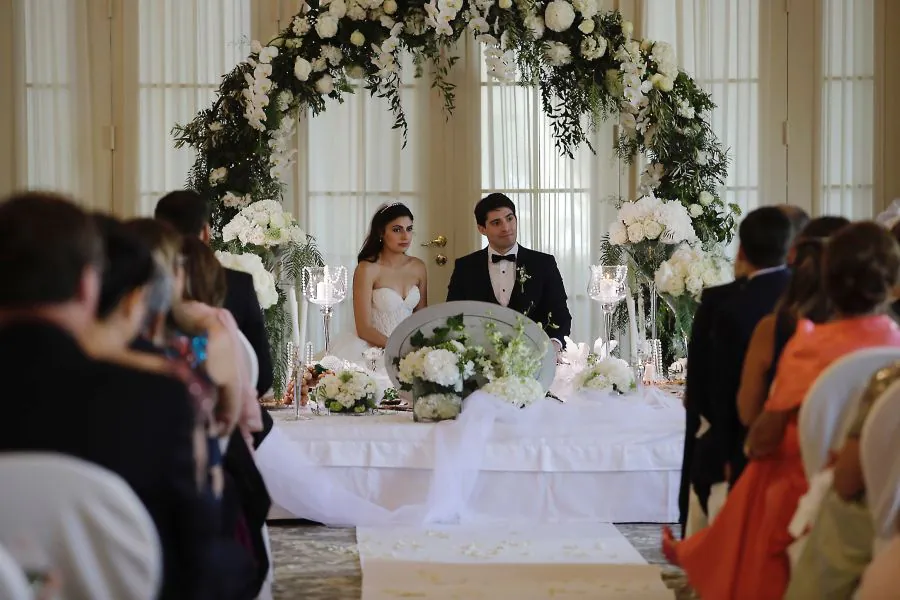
[
  {"left": 664, "top": 221, "right": 900, "bottom": 600},
  {"left": 0, "top": 193, "right": 213, "bottom": 599},
  {"left": 737, "top": 216, "right": 849, "bottom": 428},
  {"left": 154, "top": 190, "right": 273, "bottom": 399},
  {"left": 681, "top": 207, "right": 794, "bottom": 537}
]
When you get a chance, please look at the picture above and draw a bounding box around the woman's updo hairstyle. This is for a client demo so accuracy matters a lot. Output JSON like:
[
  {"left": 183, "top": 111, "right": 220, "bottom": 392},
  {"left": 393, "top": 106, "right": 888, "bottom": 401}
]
[
  {"left": 181, "top": 237, "right": 227, "bottom": 307},
  {"left": 357, "top": 202, "right": 414, "bottom": 263},
  {"left": 824, "top": 221, "right": 900, "bottom": 316}
]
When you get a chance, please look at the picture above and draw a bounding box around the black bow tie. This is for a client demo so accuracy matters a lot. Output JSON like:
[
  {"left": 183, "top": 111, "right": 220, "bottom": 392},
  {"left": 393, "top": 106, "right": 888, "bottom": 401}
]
[{"left": 492, "top": 253, "right": 516, "bottom": 263}]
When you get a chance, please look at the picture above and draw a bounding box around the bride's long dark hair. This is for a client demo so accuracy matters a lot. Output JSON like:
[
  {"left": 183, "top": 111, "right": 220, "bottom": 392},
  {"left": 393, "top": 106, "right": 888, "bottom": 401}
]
[{"left": 357, "top": 203, "right": 414, "bottom": 263}]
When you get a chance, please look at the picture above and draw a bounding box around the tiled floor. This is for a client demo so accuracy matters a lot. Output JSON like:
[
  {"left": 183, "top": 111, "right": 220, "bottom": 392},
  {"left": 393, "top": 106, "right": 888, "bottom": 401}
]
[{"left": 267, "top": 522, "right": 693, "bottom": 599}]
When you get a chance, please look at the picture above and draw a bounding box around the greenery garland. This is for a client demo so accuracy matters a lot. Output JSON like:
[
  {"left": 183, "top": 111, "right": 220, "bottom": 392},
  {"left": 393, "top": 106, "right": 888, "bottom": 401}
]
[{"left": 173, "top": 0, "right": 740, "bottom": 381}]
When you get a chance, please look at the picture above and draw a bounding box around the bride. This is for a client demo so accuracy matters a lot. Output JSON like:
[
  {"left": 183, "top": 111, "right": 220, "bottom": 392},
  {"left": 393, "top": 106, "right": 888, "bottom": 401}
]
[{"left": 329, "top": 202, "right": 427, "bottom": 365}]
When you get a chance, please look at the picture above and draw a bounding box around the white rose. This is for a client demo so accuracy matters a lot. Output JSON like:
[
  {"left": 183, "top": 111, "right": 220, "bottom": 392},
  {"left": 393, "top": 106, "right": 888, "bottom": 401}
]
[
  {"left": 650, "top": 73, "right": 673, "bottom": 92},
  {"left": 250, "top": 40, "right": 263, "bottom": 55},
  {"left": 347, "top": 4, "right": 366, "bottom": 20},
  {"left": 350, "top": 30, "right": 365, "bottom": 46},
  {"left": 698, "top": 191, "right": 714, "bottom": 206},
  {"left": 608, "top": 221, "right": 628, "bottom": 245},
  {"left": 294, "top": 57, "right": 312, "bottom": 81},
  {"left": 315, "top": 74, "right": 335, "bottom": 94},
  {"left": 292, "top": 16, "right": 311, "bottom": 36},
  {"left": 643, "top": 220, "right": 663, "bottom": 240},
  {"left": 258, "top": 46, "right": 279, "bottom": 64},
  {"left": 578, "top": 19, "right": 595, "bottom": 34},
  {"left": 344, "top": 64, "right": 365, "bottom": 79},
  {"left": 544, "top": 41, "right": 572, "bottom": 66},
  {"left": 626, "top": 222, "right": 645, "bottom": 243},
  {"left": 524, "top": 14, "right": 545, "bottom": 39},
  {"left": 329, "top": 0, "right": 347, "bottom": 18},
  {"left": 315, "top": 14, "right": 339, "bottom": 38},
  {"left": 544, "top": 0, "right": 576, "bottom": 32},
  {"left": 621, "top": 20, "right": 633, "bottom": 38},
  {"left": 383, "top": 0, "right": 397, "bottom": 14},
  {"left": 573, "top": 0, "right": 598, "bottom": 18},
  {"left": 499, "top": 0, "right": 512, "bottom": 7},
  {"left": 209, "top": 167, "right": 228, "bottom": 185},
  {"left": 689, "top": 204, "right": 703, "bottom": 218},
  {"left": 312, "top": 57, "right": 327, "bottom": 72}
]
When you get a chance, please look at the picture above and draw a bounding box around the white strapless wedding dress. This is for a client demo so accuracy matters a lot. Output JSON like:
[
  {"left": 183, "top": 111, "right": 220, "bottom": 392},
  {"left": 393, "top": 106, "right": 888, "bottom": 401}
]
[{"left": 328, "top": 286, "right": 420, "bottom": 366}]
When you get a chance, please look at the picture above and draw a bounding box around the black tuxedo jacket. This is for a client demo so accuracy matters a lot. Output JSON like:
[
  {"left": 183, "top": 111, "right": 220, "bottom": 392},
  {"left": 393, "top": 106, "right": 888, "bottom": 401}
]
[
  {"left": 446, "top": 246, "right": 572, "bottom": 341},
  {"left": 224, "top": 268, "right": 273, "bottom": 398},
  {"left": 711, "top": 268, "right": 791, "bottom": 486},
  {"left": 0, "top": 321, "right": 225, "bottom": 599},
  {"left": 679, "top": 278, "right": 745, "bottom": 533}
]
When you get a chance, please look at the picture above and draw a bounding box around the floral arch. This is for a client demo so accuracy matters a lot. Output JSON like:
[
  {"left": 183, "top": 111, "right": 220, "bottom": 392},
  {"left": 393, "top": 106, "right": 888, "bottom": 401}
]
[{"left": 173, "top": 0, "right": 740, "bottom": 394}]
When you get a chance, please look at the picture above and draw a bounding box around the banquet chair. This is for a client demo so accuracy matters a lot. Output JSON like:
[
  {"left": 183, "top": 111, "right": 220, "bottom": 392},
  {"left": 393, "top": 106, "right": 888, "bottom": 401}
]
[
  {"left": 0, "top": 453, "right": 161, "bottom": 600},
  {"left": 861, "top": 379, "right": 900, "bottom": 552},
  {"left": 788, "top": 346, "right": 900, "bottom": 563},
  {"left": 237, "top": 329, "right": 260, "bottom": 391},
  {"left": 0, "top": 543, "right": 32, "bottom": 600}
]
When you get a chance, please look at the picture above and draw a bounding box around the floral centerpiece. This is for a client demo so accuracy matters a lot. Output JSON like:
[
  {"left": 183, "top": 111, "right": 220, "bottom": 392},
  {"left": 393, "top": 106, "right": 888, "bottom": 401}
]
[
  {"left": 214, "top": 250, "right": 280, "bottom": 309},
  {"left": 576, "top": 356, "right": 636, "bottom": 394},
  {"left": 396, "top": 315, "right": 485, "bottom": 422},
  {"left": 314, "top": 369, "right": 378, "bottom": 414},
  {"left": 654, "top": 244, "right": 732, "bottom": 339},
  {"left": 396, "top": 314, "right": 548, "bottom": 421}
]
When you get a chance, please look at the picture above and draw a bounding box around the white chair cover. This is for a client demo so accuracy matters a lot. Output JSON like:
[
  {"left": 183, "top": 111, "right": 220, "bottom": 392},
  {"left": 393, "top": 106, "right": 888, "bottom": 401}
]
[
  {"left": 0, "top": 543, "right": 32, "bottom": 600},
  {"left": 0, "top": 453, "right": 162, "bottom": 600},
  {"left": 861, "top": 379, "right": 900, "bottom": 546},
  {"left": 788, "top": 347, "right": 900, "bottom": 561}
]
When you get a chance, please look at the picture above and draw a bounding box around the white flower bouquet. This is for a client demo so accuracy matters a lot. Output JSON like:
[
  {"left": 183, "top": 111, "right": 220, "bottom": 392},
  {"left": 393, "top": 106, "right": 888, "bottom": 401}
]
[
  {"left": 476, "top": 319, "right": 547, "bottom": 409},
  {"left": 221, "top": 199, "right": 308, "bottom": 249},
  {"left": 214, "top": 250, "right": 279, "bottom": 309},
  {"left": 576, "top": 356, "right": 636, "bottom": 394},
  {"left": 654, "top": 244, "right": 731, "bottom": 301},
  {"left": 314, "top": 369, "right": 378, "bottom": 414},
  {"left": 608, "top": 193, "right": 697, "bottom": 247}
]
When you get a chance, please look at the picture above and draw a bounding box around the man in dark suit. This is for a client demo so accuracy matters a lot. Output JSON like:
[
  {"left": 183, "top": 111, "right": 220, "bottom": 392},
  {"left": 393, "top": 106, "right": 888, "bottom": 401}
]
[
  {"left": 0, "top": 193, "right": 241, "bottom": 599},
  {"left": 154, "top": 190, "right": 273, "bottom": 399},
  {"left": 155, "top": 190, "right": 273, "bottom": 592},
  {"left": 446, "top": 193, "right": 572, "bottom": 350}
]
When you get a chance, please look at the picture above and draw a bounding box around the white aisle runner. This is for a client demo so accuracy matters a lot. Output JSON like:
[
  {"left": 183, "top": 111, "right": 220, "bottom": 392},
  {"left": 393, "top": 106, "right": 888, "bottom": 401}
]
[{"left": 357, "top": 523, "right": 672, "bottom": 599}]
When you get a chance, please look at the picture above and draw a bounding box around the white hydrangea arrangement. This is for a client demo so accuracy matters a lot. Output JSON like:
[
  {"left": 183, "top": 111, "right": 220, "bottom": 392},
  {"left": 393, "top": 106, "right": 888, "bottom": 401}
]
[
  {"left": 655, "top": 244, "right": 731, "bottom": 301},
  {"left": 576, "top": 356, "right": 635, "bottom": 394},
  {"left": 477, "top": 319, "right": 547, "bottom": 409},
  {"left": 314, "top": 369, "right": 378, "bottom": 414},
  {"left": 214, "top": 250, "right": 279, "bottom": 309},
  {"left": 412, "top": 393, "right": 463, "bottom": 422},
  {"left": 607, "top": 193, "right": 698, "bottom": 247},
  {"left": 221, "top": 199, "right": 308, "bottom": 249}
]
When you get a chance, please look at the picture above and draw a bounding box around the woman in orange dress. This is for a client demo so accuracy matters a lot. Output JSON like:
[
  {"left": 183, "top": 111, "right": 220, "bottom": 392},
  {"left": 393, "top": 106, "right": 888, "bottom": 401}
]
[{"left": 663, "top": 221, "right": 900, "bottom": 599}]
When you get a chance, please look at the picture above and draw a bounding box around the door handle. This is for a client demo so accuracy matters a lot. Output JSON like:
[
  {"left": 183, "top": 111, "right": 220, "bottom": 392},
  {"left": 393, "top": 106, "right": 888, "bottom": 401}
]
[{"left": 421, "top": 235, "right": 447, "bottom": 248}]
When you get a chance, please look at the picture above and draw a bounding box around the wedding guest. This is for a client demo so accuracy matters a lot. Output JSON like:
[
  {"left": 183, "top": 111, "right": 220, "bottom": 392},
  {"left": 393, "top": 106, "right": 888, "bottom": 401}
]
[
  {"left": 154, "top": 190, "right": 273, "bottom": 399},
  {"left": 679, "top": 206, "right": 793, "bottom": 537},
  {"left": 664, "top": 221, "right": 900, "bottom": 600},
  {"left": 0, "top": 193, "right": 212, "bottom": 599},
  {"left": 737, "top": 216, "right": 848, "bottom": 428}
]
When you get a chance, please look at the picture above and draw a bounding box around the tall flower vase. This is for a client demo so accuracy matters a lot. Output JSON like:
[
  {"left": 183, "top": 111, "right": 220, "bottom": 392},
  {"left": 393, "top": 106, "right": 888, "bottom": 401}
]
[{"left": 643, "top": 280, "right": 665, "bottom": 383}]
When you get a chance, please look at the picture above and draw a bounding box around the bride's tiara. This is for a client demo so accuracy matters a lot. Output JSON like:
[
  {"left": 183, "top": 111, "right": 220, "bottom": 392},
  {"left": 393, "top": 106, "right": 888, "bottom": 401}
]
[{"left": 378, "top": 202, "right": 405, "bottom": 214}]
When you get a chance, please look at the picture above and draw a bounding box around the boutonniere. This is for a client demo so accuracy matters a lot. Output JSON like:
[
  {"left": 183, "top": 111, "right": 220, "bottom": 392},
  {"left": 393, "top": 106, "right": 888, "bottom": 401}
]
[{"left": 516, "top": 265, "right": 531, "bottom": 293}]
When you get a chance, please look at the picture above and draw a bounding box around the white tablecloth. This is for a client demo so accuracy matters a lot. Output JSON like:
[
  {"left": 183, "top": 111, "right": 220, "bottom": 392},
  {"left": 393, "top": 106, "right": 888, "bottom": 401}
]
[{"left": 258, "top": 384, "right": 685, "bottom": 525}]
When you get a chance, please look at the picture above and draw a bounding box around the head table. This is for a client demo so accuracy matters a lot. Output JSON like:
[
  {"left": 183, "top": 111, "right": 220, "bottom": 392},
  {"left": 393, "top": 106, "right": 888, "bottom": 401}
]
[{"left": 256, "top": 366, "right": 685, "bottom": 527}]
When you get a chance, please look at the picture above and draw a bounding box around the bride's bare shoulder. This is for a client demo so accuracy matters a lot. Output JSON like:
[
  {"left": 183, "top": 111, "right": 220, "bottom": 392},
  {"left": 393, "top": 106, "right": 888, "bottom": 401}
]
[
  {"left": 405, "top": 255, "right": 427, "bottom": 272},
  {"left": 355, "top": 260, "right": 380, "bottom": 278}
]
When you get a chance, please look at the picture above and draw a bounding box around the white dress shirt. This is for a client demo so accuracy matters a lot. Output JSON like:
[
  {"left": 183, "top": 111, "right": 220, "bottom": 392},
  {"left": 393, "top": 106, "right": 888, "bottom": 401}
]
[
  {"left": 748, "top": 264, "right": 787, "bottom": 280},
  {"left": 487, "top": 243, "right": 518, "bottom": 307}
]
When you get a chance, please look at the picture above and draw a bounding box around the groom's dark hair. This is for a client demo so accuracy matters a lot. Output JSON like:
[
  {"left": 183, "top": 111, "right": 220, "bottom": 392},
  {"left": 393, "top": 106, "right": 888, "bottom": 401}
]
[{"left": 475, "top": 193, "right": 516, "bottom": 227}]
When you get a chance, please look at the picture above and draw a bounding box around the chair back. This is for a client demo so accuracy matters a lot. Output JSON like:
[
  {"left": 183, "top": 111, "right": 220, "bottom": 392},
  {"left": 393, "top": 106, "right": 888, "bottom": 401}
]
[
  {"left": 798, "top": 347, "right": 900, "bottom": 480},
  {"left": 0, "top": 453, "right": 161, "bottom": 600},
  {"left": 0, "top": 543, "right": 32, "bottom": 600},
  {"left": 861, "top": 380, "right": 900, "bottom": 544}
]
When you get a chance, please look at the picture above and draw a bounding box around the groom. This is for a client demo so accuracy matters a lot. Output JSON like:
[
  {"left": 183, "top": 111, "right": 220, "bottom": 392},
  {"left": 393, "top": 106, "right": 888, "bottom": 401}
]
[{"left": 446, "top": 193, "right": 572, "bottom": 351}]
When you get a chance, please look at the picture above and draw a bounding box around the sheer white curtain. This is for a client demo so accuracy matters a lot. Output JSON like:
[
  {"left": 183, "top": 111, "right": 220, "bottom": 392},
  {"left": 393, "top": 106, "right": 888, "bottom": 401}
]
[
  {"left": 137, "top": 0, "right": 251, "bottom": 215},
  {"left": 820, "top": 0, "right": 874, "bottom": 219},
  {"left": 16, "top": 0, "right": 105, "bottom": 208},
  {"left": 479, "top": 9, "right": 623, "bottom": 344},
  {"left": 297, "top": 55, "right": 431, "bottom": 349},
  {"left": 643, "top": 0, "right": 760, "bottom": 216}
]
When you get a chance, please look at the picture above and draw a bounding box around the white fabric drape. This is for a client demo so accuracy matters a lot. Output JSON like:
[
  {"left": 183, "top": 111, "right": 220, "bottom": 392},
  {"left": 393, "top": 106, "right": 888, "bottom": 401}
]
[
  {"left": 643, "top": 0, "right": 760, "bottom": 216},
  {"left": 137, "top": 0, "right": 251, "bottom": 216},
  {"left": 820, "top": 0, "right": 875, "bottom": 220},
  {"left": 16, "top": 0, "right": 102, "bottom": 206}
]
